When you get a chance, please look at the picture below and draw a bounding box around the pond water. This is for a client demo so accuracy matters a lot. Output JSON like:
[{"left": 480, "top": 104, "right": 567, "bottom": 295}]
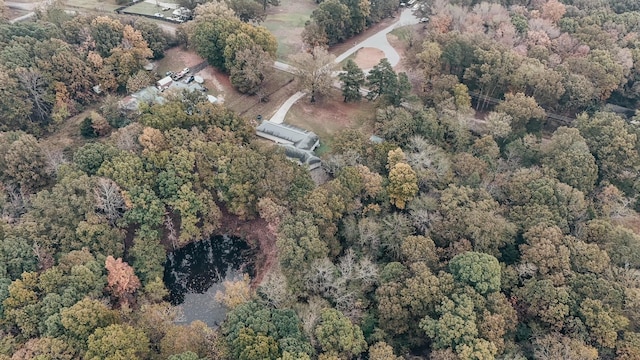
[{"left": 163, "top": 234, "right": 253, "bottom": 327}]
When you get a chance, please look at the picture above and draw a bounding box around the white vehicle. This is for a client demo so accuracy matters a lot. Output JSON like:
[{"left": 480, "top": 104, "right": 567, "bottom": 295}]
[
  {"left": 153, "top": 13, "right": 164, "bottom": 17},
  {"left": 419, "top": 17, "right": 429, "bottom": 23},
  {"left": 162, "top": 6, "right": 170, "bottom": 11}
]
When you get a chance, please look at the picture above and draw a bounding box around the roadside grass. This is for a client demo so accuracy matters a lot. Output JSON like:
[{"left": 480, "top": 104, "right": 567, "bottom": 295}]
[
  {"left": 262, "top": 0, "right": 315, "bottom": 61},
  {"left": 337, "top": 50, "right": 359, "bottom": 68}
]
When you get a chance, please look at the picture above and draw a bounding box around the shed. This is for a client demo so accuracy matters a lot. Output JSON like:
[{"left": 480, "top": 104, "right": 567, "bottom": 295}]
[
  {"left": 156, "top": 76, "right": 173, "bottom": 91},
  {"left": 194, "top": 76, "right": 204, "bottom": 84},
  {"left": 207, "top": 95, "right": 219, "bottom": 104}
]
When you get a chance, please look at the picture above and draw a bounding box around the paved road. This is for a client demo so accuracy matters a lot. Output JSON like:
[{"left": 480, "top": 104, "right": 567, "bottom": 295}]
[{"left": 273, "top": 61, "right": 297, "bottom": 75}]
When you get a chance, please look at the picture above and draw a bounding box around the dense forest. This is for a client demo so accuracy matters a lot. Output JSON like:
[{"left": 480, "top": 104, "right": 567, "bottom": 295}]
[{"left": 2, "top": 0, "right": 640, "bottom": 358}]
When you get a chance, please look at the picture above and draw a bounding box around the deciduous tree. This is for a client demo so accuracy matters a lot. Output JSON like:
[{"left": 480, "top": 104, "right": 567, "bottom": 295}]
[
  {"left": 229, "top": 45, "right": 274, "bottom": 95},
  {"left": 449, "top": 252, "right": 501, "bottom": 295},
  {"left": 387, "top": 162, "right": 418, "bottom": 209},
  {"left": 314, "top": 308, "right": 366, "bottom": 359},
  {"left": 86, "top": 324, "right": 150, "bottom": 360},
  {"left": 105, "top": 256, "right": 141, "bottom": 306},
  {"left": 290, "top": 46, "right": 336, "bottom": 103}
]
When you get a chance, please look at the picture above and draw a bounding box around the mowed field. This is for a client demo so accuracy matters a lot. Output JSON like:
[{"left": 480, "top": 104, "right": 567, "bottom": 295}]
[
  {"left": 284, "top": 89, "right": 377, "bottom": 154},
  {"left": 122, "top": 1, "right": 174, "bottom": 16},
  {"left": 65, "top": 0, "right": 122, "bottom": 12},
  {"left": 262, "top": 0, "right": 316, "bottom": 61}
]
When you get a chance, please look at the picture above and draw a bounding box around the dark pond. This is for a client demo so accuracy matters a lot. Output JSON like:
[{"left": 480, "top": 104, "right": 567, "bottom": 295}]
[{"left": 163, "top": 234, "right": 253, "bottom": 327}]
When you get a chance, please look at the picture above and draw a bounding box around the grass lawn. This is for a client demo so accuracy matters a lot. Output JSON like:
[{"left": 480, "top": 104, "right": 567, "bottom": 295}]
[
  {"left": 122, "top": 1, "right": 173, "bottom": 16},
  {"left": 65, "top": 0, "right": 121, "bottom": 11},
  {"left": 263, "top": 0, "right": 316, "bottom": 61},
  {"left": 284, "top": 89, "right": 377, "bottom": 153}
]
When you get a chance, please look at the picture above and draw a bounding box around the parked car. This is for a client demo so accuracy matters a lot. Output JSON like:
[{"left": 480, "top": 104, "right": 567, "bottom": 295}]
[
  {"left": 183, "top": 75, "right": 195, "bottom": 84},
  {"left": 172, "top": 67, "right": 190, "bottom": 80},
  {"left": 165, "top": 71, "right": 174, "bottom": 77},
  {"left": 153, "top": 13, "right": 164, "bottom": 17},
  {"left": 162, "top": 6, "right": 170, "bottom": 11}
]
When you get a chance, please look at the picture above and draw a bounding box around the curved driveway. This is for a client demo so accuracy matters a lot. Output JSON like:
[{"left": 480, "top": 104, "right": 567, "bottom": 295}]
[
  {"left": 334, "top": 8, "right": 419, "bottom": 69},
  {"left": 269, "top": 7, "right": 419, "bottom": 122}
]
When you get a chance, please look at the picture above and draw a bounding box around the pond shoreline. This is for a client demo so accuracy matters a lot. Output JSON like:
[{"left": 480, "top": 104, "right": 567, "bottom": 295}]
[{"left": 215, "top": 207, "right": 278, "bottom": 288}]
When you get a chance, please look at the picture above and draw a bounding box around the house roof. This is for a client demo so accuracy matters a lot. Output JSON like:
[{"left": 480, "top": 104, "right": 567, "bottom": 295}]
[
  {"left": 256, "top": 121, "right": 319, "bottom": 151},
  {"left": 282, "top": 145, "right": 321, "bottom": 169}
]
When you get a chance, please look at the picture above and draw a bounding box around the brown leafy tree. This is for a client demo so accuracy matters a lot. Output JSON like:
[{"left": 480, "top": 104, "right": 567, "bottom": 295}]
[
  {"left": 290, "top": 46, "right": 336, "bottom": 103},
  {"left": 105, "top": 255, "right": 141, "bottom": 306}
]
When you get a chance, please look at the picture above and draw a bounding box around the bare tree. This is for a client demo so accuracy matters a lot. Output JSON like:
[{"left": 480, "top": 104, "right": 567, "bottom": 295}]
[
  {"left": 94, "top": 177, "right": 126, "bottom": 225},
  {"left": 43, "top": 147, "right": 68, "bottom": 176},
  {"left": 1, "top": 184, "right": 29, "bottom": 223},
  {"left": 32, "top": 241, "right": 54, "bottom": 270},
  {"left": 257, "top": 267, "right": 290, "bottom": 308},
  {"left": 164, "top": 215, "right": 178, "bottom": 250},
  {"left": 305, "top": 258, "right": 338, "bottom": 297},
  {"left": 16, "top": 68, "right": 52, "bottom": 125},
  {"left": 111, "top": 123, "right": 143, "bottom": 152},
  {"left": 289, "top": 46, "right": 337, "bottom": 103}
]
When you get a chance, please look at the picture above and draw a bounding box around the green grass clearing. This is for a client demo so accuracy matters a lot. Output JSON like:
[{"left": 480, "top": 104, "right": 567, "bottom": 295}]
[
  {"left": 122, "top": 2, "right": 174, "bottom": 16},
  {"left": 263, "top": 0, "right": 316, "bottom": 61},
  {"left": 65, "top": 0, "right": 121, "bottom": 11}
]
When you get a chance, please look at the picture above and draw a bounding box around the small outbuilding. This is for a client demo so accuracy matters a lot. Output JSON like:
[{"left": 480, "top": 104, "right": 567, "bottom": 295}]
[{"left": 157, "top": 76, "right": 173, "bottom": 91}]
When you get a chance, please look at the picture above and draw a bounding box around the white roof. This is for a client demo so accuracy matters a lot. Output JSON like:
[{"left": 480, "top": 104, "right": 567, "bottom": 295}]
[
  {"left": 207, "top": 95, "right": 218, "bottom": 103},
  {"left": 157, "top": 76, "right": 173, "bottom": 86}
]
